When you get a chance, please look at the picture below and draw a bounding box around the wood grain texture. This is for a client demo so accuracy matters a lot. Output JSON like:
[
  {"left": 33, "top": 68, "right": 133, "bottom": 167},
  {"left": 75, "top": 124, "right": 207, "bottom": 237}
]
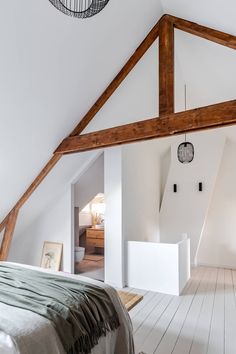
[
  {"left": 130, "top": 267, "right": 236, "bottom": 353},
  {"left": 0, "top": 154, "right": 62, "bottom": 231},
  {"left": 55, "top": 100, "right": 236, "bottom": 154},
  {"left": 170, "top": 14, "right": 236, "bottom": 50},
  {"left": 117, "top": 291, "right": 143, "bottom": 311},
  {"left": 0, "top": 209, "right": 19, "bottom": 261},
  {"left": 159, "top": 16, "right": 174, "bottom": 116},
  {"left": 0, "top": 220, "right": 7, "bottom": 233}
]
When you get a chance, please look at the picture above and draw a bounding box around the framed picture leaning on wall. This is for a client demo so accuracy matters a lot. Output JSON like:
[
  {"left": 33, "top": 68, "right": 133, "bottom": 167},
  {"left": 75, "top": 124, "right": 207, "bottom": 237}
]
[{"left": 40, "top": 241, "right": 63, "bottom": 271}]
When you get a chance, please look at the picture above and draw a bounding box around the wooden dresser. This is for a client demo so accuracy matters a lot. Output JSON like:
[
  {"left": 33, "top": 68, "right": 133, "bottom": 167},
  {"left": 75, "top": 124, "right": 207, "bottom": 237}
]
[{"left": 86, "top": 228, "right": 104, "bottom": 249}]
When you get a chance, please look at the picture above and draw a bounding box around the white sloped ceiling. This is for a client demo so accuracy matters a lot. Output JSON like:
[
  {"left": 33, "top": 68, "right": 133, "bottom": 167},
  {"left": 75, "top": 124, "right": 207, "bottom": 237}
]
[
  {"left": 0, "top": 0, "right": 163, "bottom": 223},
  {"left": 1, "top": 0, "right": 236, "bottom": 234}
]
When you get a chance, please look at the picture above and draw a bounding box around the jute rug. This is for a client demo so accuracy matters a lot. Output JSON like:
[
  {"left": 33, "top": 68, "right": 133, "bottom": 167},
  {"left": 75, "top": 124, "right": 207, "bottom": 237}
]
[
  {"left": 84, "top": 254, "right": 104, "bottom": 262},
  {"left": 117, "top": 291, "right": 143, "bottom": 311}
]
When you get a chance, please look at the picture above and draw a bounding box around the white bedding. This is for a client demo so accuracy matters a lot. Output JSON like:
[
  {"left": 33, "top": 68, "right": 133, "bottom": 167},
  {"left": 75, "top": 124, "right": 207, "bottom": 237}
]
[{"left": 0, "top": 263, "right": 134, "bottom": 354}]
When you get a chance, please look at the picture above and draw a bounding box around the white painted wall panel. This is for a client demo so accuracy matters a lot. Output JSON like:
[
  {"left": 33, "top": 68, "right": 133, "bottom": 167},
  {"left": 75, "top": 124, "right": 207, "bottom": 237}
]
[
  {"left": 197, "top": 139, "right": 236, "bottom": 268},
  {"left": 127, "top": 239, "right": 190, "bottom": 295},
  {"left": 160, "top": 131, "right": 225, "bottom": 264},
  {"left": 9, "top": 189, "right": 73, "bottom": 272},
  {"left": 104, "top": 148, "right": 124, "bottom": 288}
]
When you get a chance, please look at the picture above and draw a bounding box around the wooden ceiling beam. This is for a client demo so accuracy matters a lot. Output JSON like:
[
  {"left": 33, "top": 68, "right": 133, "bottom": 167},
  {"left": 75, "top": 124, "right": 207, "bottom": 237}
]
[
  {"left": 0, "top": 155, "right": 62, "bottom": 231},
  {"left": 170, "top": 15, "right": 236, "bottom": 50},
  {"left": 0, "top": 220, "right": 7, "bottom": 233},
  {"left": 159, "top": 16, "right": 175, "bottom": 115},
  {"left": 55, "top": 100, "right": 236, "bottom": 154},
  {"left": 3, "top": 13, "right": 236, "bottom": 234},
  {"left": 2, "top": 13, "right": 236, "bottom": 249},
  {"left": 0, "top": 209, "right": 19, "bottom": 261}
]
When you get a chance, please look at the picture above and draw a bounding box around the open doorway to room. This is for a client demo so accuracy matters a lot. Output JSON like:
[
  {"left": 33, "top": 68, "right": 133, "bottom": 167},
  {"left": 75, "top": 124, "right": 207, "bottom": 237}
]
[
  {"left": 75, "top": 194, "right": 105, "bottom": 281},
  {"left": 72, "top": 153, "right": 105, "bottom": 281}
]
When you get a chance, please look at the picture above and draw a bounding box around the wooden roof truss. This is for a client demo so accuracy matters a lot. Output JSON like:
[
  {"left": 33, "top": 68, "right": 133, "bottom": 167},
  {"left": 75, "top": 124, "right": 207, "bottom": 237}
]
[{"left": 1, "top": 14, "right": 236, "bottom": 260}]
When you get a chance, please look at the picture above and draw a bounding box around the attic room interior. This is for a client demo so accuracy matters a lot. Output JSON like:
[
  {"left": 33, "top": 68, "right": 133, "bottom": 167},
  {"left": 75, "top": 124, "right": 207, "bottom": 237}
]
[{"left": 1, "top": 0, "right": 236, "bottom": 353}]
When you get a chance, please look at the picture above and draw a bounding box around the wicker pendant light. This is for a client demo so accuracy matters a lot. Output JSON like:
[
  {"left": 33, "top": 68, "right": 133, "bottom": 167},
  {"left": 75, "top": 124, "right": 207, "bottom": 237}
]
[
  {"left": 177, "top": 85, "right": 195, "bottom": 164},
  {"left": 49, "top": 0, "right": 110, "bottom": 18}
]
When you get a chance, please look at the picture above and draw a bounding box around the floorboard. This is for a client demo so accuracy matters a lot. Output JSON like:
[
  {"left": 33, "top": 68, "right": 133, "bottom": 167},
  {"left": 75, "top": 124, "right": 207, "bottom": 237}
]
[{"left": 128, "top": 266, "right": 236, "bottom": 354}]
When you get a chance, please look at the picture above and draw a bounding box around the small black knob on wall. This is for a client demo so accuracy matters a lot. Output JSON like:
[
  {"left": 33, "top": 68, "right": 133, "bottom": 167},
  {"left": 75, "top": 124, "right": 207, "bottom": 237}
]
[
  {"left": 173, "top": 184, "right": 177, "bottom": 193},
  {"left": 199, "top": 182, "right": 203, "bottom": 192}
]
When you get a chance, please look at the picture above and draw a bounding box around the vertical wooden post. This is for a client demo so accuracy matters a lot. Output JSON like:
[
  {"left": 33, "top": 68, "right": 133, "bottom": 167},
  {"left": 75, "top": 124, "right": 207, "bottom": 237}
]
[
  {"left": 0, "top": 209, "right": 19, "bottom": 261},
  {"left": 159, "top": 16, "right": 175, "bottom": 116}
]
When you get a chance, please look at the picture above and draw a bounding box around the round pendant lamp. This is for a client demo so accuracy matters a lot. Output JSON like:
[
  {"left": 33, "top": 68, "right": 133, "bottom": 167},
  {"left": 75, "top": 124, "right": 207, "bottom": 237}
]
[
  {"left": 177, "top": 85, "right": 195, "bottom": 164},
  {"left": 49, "top": 0, "right": 110, "bottom": 18},
  {"left": 177, "top": 141, "right": 194, "bottom": 164}
]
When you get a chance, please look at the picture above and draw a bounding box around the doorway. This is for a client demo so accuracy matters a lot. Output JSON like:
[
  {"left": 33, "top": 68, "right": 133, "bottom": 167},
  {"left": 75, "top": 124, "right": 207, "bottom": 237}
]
[
  {"left": 74, "top": 194, "right": 105, "bottom": 281},
  {"left": 72, "top": 153, "right": 105, "bottom": 281}
]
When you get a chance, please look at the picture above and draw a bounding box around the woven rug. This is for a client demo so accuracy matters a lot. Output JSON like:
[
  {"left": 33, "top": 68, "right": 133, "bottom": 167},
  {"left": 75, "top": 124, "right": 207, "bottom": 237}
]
[
  {"left": 117, "top": 291, "right": 143, "bottom": 311},
  {"left": 84, "top": 254, "right": 104, "bottom": 262}
]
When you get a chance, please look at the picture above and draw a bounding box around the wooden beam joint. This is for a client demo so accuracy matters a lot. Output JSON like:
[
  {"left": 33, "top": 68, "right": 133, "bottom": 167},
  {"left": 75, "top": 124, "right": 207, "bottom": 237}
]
[
  {"left": 0, "top": 209, "right": 19, "bottom": 261},
  {"left": 55, "top": 100, "right": 236, "bottom": 155},
  {"left": 159, "top": 15, "right": 175, "bottom": 116}
]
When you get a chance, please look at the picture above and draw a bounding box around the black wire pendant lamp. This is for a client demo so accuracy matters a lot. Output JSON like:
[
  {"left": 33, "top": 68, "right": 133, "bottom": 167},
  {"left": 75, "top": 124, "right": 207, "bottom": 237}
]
[
  {"left": 177, "top": 139, "right": 194, "bottom": 164},
  {"left": 49, "top": 0, "right": 110, "bottom": 19},
  {"left": 177, "top": 85, "right": 195, "bottom": 164}
]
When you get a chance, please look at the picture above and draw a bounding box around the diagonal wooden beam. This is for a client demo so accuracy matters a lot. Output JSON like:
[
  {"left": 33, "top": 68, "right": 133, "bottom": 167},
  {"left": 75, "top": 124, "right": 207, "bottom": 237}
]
[
  {"left": 0, "top": 17, "right": 161, "bottom": 231},
  {"left": 169, "top": 15, "right": 236, "bottom": 50},
  {"left": 0, "top": 155, "right": 62, "bottom": 231},
  {"left": 70, "top": 19, "right": 161, "bottom": 136},
  {"left": 0, "top": 209, "right": 19, "bottom": 261},
  {"left": 0, "top": 220, "right": 7, "bottom": 233},
  {"left": 2, "top": 13, "right": 236, "bottom": 243},
  {"left": 55, "top": 100, "right": 236, "bottom": 154},
  {"left": 159, "top": 16, "right": 175, "bottom": 116}
]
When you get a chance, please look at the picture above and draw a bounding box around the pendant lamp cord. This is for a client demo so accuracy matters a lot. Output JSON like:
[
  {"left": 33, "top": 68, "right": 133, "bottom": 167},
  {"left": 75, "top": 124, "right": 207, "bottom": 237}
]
[{"left": 184, "top": 84, "right": 187, "bottom": 143}]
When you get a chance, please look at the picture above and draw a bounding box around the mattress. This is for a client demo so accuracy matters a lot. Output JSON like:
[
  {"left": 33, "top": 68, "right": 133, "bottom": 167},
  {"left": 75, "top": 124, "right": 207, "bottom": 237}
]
[{"left": 0, "top": 262, "right": 134, "bottom": 354}]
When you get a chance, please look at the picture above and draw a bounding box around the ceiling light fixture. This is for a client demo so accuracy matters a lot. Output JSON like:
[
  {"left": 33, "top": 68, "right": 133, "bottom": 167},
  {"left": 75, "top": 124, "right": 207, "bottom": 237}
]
[
  {"left": 177, "top": 85, "right": 194, "bottom": 164},
  {"left": 49, "top": 0, "right": 110, "bottom": 19}
]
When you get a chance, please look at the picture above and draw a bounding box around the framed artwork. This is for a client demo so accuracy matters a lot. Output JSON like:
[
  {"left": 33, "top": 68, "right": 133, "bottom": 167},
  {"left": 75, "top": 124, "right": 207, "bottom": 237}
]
[{"left": 40, "top": 242, "right": 63, "bottom": 271}]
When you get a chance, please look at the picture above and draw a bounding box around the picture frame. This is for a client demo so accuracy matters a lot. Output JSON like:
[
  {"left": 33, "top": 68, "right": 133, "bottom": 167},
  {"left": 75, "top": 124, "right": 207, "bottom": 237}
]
[{"left": 40, "top": 241, "right": 63, "bottom": 271}]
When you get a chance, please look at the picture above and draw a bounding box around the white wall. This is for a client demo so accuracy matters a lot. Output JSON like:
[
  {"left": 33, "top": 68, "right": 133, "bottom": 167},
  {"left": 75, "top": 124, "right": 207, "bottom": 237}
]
[
  {"left": 4, "top": 0, "right": 236, "bottom": 278},
  {"left": 79, "top": 212, "right": 92, "bottom": 227},
  {"left": 9, "top": 26, "right": 162, "bottom": 268},
  {"left": 122, "top": 141, "right": 162, "bottom": 243},
  {"left": 104, "top": 131, "right": 229, "bottom": 287},
  {"left": 160, "top": 131, "right": 225, "bottom": 264},
  {"left": 9, "top": 151, "right": 100, "bottom": 272},
  {"left": 8, "top": 2, "right": 236, "bottom": 276},
  {"left": 179, "top": 238, "right": 191, "bottom": 292},
  {"left": 197, "top": 139, "right": 236, "bottom": 268},
  {"left": 0, "top": 0, "right": 163, "bottom": 223},
  {"left": 9, "top": 188, "right": 73, "bottom": 272},
  {"left": 104, "top": 148, "right": 124, "bottom": 287},
  {"left": 74, "top": 153, "right": 104, "bottom": 210},
  {"left": 83, "top": 41, "right": 158, "bottom": 134},
  {"left": 127, "top": 239, "right": 190, "bottom": 295},
  {"left": 104, "top": 139, "right": 170, "bottom": 286},
  {"left": 160, "top": 147, "right": 171, "bottom": 209}
]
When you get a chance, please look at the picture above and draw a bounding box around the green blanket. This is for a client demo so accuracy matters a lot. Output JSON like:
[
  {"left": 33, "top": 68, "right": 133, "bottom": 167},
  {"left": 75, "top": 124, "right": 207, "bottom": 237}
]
[{"left": 0, "top": 264, "right": 120, "bottom": 354}]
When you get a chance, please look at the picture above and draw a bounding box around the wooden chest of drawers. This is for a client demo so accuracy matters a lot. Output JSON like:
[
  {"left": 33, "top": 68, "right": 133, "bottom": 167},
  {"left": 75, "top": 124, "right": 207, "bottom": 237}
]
[{"left": 86, "top": 228, "right": 104, "bottom": 248}]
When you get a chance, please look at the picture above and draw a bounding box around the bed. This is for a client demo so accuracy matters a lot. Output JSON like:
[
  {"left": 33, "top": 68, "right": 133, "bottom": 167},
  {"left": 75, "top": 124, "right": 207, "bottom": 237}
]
[{"left": 0, "top": 262, "right": 134, "bottom": 354}]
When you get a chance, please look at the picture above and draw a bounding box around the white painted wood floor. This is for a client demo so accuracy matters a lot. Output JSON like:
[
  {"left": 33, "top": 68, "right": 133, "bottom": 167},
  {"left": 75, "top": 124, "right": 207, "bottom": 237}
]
[{"left": 125, "top": 266, "right": 236, "bottom": 354}]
